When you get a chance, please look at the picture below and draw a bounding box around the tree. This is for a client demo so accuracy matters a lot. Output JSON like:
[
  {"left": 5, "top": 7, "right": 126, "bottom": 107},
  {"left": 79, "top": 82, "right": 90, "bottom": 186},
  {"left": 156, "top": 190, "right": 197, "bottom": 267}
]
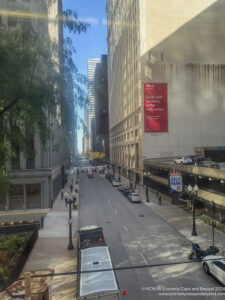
[{"left": 0, "top": 11, "right": 89, "bottom": 192}]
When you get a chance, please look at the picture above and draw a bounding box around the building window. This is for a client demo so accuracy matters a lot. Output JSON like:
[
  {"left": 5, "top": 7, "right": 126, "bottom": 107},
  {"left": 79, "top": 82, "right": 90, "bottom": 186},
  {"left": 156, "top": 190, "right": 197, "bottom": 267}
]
[
  {"left": 0, "top": 192, "right": 6, "bottom": 210},
  {"left": 26, "top": 184, "right": 41, "bottom": 209},
  {"left": 9, "top": 184, "right": 24, "bottom": 210}
]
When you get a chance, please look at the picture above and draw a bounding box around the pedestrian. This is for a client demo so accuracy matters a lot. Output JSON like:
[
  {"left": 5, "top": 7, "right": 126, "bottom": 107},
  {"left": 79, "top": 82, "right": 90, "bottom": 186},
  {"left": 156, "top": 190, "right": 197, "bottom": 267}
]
[
  {"left": 61, "top": 191, "right": 64, "bottom": 201},
  {"left": 158, "top": 194, "right": 162, "bottom": 205},
  {"left": 72, "top": 191, "right": 77, "bottom": 209},
  {"left": 69, "top": 184, "right": 73, "bottom": 193},
  {"left": 146, "top": 187, "right": 149, "bottom": 202},
  {"left": 64, "top": 191, "right": 68, "bottom": 207},
  {"left": 118, "top": 176, "right": 121, "bottom": 182}
]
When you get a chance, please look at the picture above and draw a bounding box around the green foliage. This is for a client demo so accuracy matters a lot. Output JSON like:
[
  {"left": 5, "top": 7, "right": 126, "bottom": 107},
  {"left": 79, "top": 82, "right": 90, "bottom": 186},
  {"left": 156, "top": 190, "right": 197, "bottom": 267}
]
[
  {"left": 0, "top": 233, "right": 32, "bottom": 282},
  {"left": 0, "top": 233, "right": 31, "bottom": 258},
  {"left": 0, "top": 11, "right": 89, "bottom": 191},
  {"left": 0, "top": 266, "right": 9, "bottom": 281}
]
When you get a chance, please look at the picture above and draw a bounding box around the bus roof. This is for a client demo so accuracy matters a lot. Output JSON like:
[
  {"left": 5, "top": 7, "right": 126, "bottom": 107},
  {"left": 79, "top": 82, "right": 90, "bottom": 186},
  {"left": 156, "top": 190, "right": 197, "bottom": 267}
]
[{"left": 79, "top": 246, "right": 119, "bottom": 298}]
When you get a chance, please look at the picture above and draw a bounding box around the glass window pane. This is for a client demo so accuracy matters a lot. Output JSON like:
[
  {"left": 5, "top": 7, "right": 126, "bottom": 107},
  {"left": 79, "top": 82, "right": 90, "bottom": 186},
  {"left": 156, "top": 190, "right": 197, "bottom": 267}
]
[{"left": 26, "top": 184, "right": 41, "bottom": 209}]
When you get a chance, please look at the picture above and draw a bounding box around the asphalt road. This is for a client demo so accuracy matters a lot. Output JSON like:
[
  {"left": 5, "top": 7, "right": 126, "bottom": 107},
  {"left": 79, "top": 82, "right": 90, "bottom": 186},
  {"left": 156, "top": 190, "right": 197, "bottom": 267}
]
[{"left": 78, "top": 160, "right": 223, "bottom": 300}]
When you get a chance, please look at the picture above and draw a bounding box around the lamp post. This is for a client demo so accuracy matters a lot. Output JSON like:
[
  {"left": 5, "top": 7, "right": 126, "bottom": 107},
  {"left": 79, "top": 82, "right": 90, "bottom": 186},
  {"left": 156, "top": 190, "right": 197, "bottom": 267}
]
[
  {"left": 144, "top": 171, "right": 150, "bottom": 202},
  {"left": 212, "top": 201, "right": 216, "bottom": 247},
  {"left": 66, "top": 198, "right": 74, "bottom": 250},
  {"left": 188, "top": 184, "right": 198, "bottom": 236},
  {"left": 107, "top": 162, "right": 110, "bottom": 174},
  {"left": 128, "top": 169, "right": 132, "bottom": 188}
]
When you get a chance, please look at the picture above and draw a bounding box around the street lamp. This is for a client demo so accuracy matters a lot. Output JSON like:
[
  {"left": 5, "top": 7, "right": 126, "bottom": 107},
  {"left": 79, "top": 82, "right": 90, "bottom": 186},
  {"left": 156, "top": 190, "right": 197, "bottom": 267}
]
[
  {"left": 128, "top": 169, "right": 132, "bottom": 188},
  {"left": 188, "top": 184, "right": 198, "bottom": 236},
  {"left": 143, "top": 171, "right": 150, "bottom": 202},
  {"left": 66, "top": 198, "right": 74, "bottom": 250},
  {"left": 212, "top": 201, "right": 216, "bottom": 247}
]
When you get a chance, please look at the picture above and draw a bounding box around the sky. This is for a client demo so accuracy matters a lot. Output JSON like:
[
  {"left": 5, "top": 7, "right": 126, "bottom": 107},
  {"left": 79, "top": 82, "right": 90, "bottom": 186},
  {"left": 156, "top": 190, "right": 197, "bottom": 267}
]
[{"left": 63, "top": 0, "right": 107, "bottom": 153}]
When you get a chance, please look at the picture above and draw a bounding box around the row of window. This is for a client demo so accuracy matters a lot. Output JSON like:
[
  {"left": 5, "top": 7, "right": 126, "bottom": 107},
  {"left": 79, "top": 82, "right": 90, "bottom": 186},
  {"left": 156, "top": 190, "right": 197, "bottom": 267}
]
[
  {"left": 111, "top": 128, "right": 139, "bottom": 145},
  {"left": 111, "top": 142, "right": 139, "bottom": 169}
]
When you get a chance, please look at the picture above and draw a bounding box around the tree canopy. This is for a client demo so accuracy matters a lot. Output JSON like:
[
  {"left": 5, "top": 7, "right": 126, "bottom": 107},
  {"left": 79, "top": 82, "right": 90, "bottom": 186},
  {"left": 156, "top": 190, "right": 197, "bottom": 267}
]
[{"left": 0, "top": 10, "right": 89, "bottom": 192}]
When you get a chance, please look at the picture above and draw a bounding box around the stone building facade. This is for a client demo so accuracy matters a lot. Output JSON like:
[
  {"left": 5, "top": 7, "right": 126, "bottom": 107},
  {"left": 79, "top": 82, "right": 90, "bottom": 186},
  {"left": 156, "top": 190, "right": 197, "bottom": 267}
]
[
  {"left": 106, "top": 0, "right": 225, "bottom": 184},
  {"left": 0, "top": 0, "right": 73, "bottom": 210}
]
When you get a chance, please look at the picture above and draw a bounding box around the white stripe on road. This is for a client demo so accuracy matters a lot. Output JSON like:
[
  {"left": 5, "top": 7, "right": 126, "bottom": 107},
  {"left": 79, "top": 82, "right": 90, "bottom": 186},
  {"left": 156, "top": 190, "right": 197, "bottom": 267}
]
[
  {"left": 114, "top": 210, "right": 118, "bottom": 214},
  {"left": 123, "top": 225, "right": 128, "bottom": 232},
  {"left": 140, "top": 252, "right": 148, "bottom": 265}
]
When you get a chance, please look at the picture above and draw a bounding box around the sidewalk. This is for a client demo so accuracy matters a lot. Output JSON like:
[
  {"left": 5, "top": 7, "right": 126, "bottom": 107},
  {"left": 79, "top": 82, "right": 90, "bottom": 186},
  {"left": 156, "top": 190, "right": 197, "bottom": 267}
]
[
  {"left": 118, "top": 173, "right": 225, "bottom": 253},
  {"left": 21, "top": 169, "right": 79, "bottom": 300}
]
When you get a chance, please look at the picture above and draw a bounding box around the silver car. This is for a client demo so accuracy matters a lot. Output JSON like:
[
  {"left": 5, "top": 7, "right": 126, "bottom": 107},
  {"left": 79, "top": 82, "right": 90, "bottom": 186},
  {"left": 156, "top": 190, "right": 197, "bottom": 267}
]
[
  {"left": 112, "top": 179, "right": 120, "bottom": 186},
  {"left": 202, "top": 255, "right": 225, "bottom": 285},
  {"left": 128, "top": 193, "right": 141, "bottom": 203}
]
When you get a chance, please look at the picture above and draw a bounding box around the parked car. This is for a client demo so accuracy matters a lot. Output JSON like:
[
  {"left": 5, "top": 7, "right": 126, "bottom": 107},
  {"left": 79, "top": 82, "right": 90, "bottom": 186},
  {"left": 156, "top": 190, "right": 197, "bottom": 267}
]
[
  {"left": 112, "top": 179, "right": 120, "bottom": 187},
  {"left": 174, "top": 156, "right": 192, "bottom": 165},
  {"left": 202, "top": 255, "right": 225, "bottom": 285},
  {"left": 99, "top": 169, "right": 105, "bottom": 174},
  {"left": 105, "top": 173, "right": 110, "bottom": 179},
  {"left": 123, "top": 188, "right": 134, "bottom": 197},
  {"left": 128, "top": 193, "right": 141, "bottom": 203},
  {"left": 197, "top": 161, "right": 217, "bottom": 168},
  {"left": 105, "top": 173, "right": 114, "bottom": 182},
  {"left": 191, "top": 155, "right": 204, "bottom": 163},
  {"left": 214, "top": 162, "right": 225, "bottom": 170},
  {"left": 118, "top": 184, "right": 128, "bottom": 192},
  {"left": 87, "top": 172, "right": 94, "bottom": 178}
]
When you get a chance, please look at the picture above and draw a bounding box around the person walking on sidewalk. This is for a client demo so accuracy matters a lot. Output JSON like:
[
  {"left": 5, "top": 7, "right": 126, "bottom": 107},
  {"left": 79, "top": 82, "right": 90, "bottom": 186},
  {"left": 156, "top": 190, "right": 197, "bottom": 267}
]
[
  {"left": 146, "top": 187, "right": 149, "bottom": 202},
  {"left": 158, "top": 194, "right": 162, "bottom": 205},
  {"left": 64, "top": 191, "right": 69, "bottom": 207}
]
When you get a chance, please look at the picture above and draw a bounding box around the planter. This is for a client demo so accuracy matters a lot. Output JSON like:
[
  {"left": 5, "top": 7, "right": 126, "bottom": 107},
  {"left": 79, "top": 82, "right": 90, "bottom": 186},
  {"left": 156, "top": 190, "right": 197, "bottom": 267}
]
[{"left": 0, "top": 230, "right": 38, "bottom": 291}]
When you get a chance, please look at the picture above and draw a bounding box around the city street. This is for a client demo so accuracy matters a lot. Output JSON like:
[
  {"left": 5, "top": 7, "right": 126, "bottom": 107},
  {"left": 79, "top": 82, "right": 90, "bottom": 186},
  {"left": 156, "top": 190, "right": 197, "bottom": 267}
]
[{"left": 78, "top": 160, "right": 223, "bottom": 300}]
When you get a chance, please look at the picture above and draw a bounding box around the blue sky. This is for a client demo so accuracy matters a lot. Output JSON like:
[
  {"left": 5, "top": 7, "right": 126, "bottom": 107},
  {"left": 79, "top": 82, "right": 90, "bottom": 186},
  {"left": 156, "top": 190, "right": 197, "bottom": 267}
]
[{"left": 63, "top": 0, "right": 107, "bottom": 152}]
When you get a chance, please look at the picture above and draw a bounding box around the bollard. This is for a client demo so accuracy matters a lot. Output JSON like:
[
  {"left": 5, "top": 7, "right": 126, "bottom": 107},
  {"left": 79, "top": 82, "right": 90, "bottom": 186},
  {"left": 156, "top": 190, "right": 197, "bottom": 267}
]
[{"left": 24, "top": 272, "right": 31, "bottom": 300}]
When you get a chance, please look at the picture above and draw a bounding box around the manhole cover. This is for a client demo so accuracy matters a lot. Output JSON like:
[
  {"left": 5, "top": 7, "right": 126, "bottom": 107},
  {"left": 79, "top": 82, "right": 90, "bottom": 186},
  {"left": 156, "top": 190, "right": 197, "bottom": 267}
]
[{"left": 139, "top": 214, "right": 144, "bottom": 217}]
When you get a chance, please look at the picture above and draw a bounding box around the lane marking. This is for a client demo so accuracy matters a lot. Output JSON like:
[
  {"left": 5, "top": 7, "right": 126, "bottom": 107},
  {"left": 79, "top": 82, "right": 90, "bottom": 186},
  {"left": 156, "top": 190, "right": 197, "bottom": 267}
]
[
  {"left": 123, "top": 225, "right": 128, "bottom": 232},
  {"left": 114, "top": 210, "right": 118, "bottom": 215},
  {"left": 140, "top": 252, "right": 148, "bottom": 265}
]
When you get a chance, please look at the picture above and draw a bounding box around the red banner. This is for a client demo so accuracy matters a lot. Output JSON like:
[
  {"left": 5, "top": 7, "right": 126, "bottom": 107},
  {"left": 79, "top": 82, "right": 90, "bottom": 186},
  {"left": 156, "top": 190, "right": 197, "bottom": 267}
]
[{"left": 144, "top": 83, "right": 168, "bottom": 133}]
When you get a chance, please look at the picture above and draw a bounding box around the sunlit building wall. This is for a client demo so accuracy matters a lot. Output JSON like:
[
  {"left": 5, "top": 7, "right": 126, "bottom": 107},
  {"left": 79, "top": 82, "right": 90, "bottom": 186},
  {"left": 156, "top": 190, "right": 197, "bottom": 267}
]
[
  {"left": 107, "top": 0, "right": 225, "bottom": 184},
  {"left": 107, "top": 0, "right": 142, "bottom": 183}
]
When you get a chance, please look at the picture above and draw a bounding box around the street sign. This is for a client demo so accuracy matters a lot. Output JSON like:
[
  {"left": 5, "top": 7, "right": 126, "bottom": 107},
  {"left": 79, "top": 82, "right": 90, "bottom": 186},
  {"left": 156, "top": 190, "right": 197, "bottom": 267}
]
[
  {"left": 68, "top": 218, "right": 73, "bottom": 224},
  {"left": 170, "top": 172, "right": 182, "bottom": 192}
]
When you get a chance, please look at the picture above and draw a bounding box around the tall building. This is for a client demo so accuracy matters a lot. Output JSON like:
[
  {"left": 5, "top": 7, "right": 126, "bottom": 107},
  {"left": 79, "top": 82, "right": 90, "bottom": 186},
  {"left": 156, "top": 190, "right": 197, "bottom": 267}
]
[
  {"left": 88, "top": 58, "right": 100, "bottom": 151},
  {"left": 94, "top": 55, "right": 109, "bottom": 159},
  {"left": 0, "top": 0, "right": 75, "bottom": 210},
  {"left": 83, "top": 104, "right": 89, "bottom": 153},
  {"left": 106, "top": 0, "right": 225, "bottom": 184}
]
